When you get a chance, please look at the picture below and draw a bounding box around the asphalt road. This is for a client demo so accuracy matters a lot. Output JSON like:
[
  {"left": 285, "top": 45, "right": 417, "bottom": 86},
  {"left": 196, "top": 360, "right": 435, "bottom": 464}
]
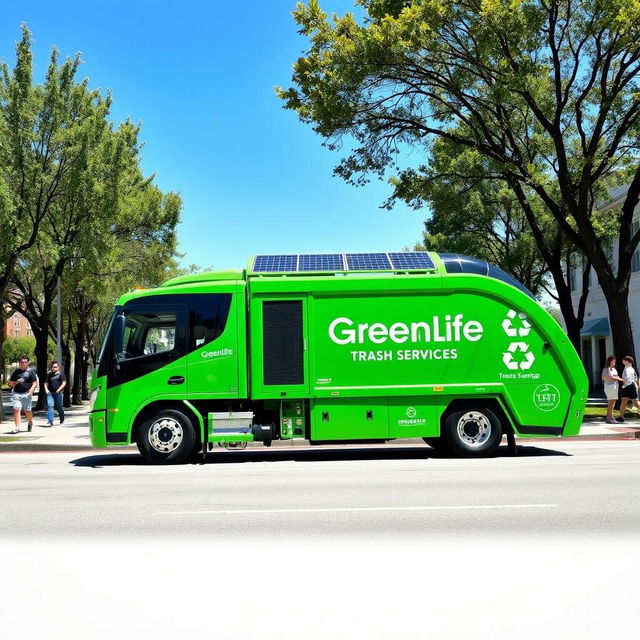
[{"left": 1, "top": 440, "right": 639, "bottom": 537}]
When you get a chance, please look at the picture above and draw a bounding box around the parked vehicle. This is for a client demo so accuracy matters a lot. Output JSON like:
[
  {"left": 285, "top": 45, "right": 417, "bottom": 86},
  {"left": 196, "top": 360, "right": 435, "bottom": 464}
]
[{"left": 89, "top": 252, "right": 587, "bottom": 463}]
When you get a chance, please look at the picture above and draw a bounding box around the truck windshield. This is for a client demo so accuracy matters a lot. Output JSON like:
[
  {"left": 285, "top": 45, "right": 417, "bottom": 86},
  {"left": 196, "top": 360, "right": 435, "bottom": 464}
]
[{"left": 96, "top": 309, "right": 118, "bottom": 365}]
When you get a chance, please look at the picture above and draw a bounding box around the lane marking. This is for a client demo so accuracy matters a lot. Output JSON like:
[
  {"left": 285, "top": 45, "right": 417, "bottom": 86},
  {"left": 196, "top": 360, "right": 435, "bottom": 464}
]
[{"left": 154, "top": 504, "right": 558, "bottom": 516}]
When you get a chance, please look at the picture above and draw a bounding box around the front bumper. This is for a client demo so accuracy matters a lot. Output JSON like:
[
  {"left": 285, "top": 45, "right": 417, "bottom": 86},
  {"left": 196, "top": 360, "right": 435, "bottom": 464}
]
[{"left": 89, "top": 410, "right": 107, "bottom": 448}]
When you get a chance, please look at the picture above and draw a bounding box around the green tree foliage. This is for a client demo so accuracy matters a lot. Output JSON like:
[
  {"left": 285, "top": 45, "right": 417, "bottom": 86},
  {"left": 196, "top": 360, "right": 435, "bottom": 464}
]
[
  {"left": 1, "top": 27, "right": 182, "bottom": 408},
  {"left": 398, "top": 137, "right": 551, "bottom": 296},
  {"left": 396, "top": 135, "right": 593, "bottom": 340},
  {"left": 2, "top": 336, "right": 36, "bottom": 367},
  {"left": 280, "top": 0, "right": 640, "bottom": 356},
  {"left": 63, "top": 188, "right": 182, "bottom": 404}
]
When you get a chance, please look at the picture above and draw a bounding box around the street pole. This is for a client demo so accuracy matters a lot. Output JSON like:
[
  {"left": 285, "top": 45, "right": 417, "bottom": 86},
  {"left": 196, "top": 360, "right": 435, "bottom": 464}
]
[{"left": 57, "top": 276, "right": 62, "bottom": 368}]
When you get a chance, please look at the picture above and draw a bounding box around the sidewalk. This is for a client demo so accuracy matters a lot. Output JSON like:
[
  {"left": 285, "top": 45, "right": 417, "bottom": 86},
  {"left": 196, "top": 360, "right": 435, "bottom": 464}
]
[
  {"left": 1, "top": 395, "right": 639, "bottom": 452},
  {"left": 0, "top": 395, "right": 114, "bottom": 452}
]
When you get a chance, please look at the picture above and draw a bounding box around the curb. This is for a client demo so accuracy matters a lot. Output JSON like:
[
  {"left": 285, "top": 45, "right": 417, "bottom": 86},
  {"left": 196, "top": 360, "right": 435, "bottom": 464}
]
[
  {"left": 1, "top": 432, "right": 639, "bottom": 453},
  {"left": 0, "top": 443, "right": 99, "bottom": 452}
]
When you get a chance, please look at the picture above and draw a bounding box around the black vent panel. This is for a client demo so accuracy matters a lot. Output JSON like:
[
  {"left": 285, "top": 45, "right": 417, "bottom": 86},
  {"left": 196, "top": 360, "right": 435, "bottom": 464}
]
[{"left": 262, "top": 301, "right": 304, "bottom": 386}]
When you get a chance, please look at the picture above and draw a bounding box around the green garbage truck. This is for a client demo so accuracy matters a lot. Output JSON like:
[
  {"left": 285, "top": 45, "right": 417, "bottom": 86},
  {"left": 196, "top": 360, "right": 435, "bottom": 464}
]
[{"left": 89, "top": 252, "right": 588, "bottom": 463}]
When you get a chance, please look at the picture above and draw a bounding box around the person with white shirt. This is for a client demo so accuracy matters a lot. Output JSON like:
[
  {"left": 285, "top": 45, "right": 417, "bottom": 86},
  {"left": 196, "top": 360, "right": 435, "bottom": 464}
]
[
  {"left": 618, "top": 355, "right": 640, "bottom": 422},
  {"left": 602, "top": 355, "right": 624, "bottom": 424}
]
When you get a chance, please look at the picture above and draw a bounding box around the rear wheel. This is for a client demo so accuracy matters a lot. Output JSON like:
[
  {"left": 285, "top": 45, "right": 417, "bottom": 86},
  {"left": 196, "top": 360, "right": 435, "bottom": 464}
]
[
  {"left": 443, "top": 407, "right": 502, "bottom": 457},
  {"left": 136, "top": 409, "right": 196, "bottom": 464}
]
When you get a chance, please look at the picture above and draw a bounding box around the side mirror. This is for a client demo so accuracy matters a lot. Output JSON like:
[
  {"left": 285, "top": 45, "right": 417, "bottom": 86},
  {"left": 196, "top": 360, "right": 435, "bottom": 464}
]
[{"left": 112, "top": 313, "right": 126, "bottom": 365}]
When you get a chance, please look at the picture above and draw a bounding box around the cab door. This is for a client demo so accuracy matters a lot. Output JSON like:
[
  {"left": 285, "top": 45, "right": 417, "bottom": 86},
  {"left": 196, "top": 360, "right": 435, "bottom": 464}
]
[{"left": 106, "top": 304, "right": 187, "bottom": 434}]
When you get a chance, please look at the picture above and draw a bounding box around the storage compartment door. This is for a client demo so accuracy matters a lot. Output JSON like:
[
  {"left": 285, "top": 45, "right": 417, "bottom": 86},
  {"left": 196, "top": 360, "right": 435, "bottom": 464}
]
[
  {"left": 311, "top": 398, "right": 389, "bottom": 441},
  {"left": 255, "top": 298, "right": 309, "bottom": 397}
]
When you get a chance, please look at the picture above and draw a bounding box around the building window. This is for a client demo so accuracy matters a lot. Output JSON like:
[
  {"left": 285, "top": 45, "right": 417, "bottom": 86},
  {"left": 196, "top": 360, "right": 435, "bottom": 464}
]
[
  {"left": 568, "top": 255, "right": 585, "bottom": 292},
  {"left": 632, "top": 220, "right": 640, "bottom": 273},
  {"left": 13, "top": 313, "right": 20, "bottom": 328},
  {"left": 26, "top": 327, "right": 31, "bottom": 337}
]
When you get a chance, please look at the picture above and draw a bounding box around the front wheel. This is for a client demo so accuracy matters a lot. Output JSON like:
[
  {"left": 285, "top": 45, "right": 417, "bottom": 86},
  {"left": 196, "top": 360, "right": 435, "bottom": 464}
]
[
  {"left": 136, "top": 409, "right": 197, "bottom": 464},
  {"left": 443, "top": 408, "right": 502, "bottom": 457}
]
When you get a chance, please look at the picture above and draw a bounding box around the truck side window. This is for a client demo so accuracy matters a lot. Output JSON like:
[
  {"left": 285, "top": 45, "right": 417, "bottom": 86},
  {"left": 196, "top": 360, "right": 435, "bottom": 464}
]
[
  {"left": 119, "top": 312, "right": 178, "bottom": 359},
  {"left": 188, "top": 294, "right": 232, "bottom": 353},
  {"left": 143, "top": 325, "right": 176, "bottom": 355}
]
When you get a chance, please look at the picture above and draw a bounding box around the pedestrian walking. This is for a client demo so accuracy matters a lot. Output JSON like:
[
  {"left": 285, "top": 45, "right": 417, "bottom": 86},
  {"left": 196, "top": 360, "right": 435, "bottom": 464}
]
[
  {"left": 618, "top": 355, "right": 640, "bottom": 422},
  {"left": 8, "top": 356, "right": 38, "bottom": 433},
  {"left": 602, "top": 355, "right": 624, "bottom": 424},
  {"left": 44, "top": 360, "right": 66, "bottom": 426}
]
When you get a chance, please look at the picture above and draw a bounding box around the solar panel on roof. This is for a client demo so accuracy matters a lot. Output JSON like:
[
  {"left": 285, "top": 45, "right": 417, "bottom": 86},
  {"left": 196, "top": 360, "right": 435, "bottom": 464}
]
[
  {"left": 388, "top": 252, "right": 435, "bottom": 270},
  {"left": 346, "top": 253, "right": 392, "bottom": 270},
  {"left": 298, "top": 253, "right": 345, "bottom": 271},
  {"left": 253, "top": 255, "right": 298, "bottom": 272},
  {"left": 252, "top": 252, "right": 435, "bottom": 274}
]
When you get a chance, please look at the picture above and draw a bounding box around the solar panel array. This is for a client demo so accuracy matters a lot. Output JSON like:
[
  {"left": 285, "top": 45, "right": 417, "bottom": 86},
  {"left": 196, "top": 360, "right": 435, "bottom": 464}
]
[
  {"left": 252, "top": 252, "right": 436, "bottom": 273},
  {"left": 253, "top": 255, "right": 298, "bottom": 272},
  {"left": 388, "top": 252, "right": 435, "bottom": 270},
  {"left": 298, "top": 253, "right": 345, "bottom": 272},
  {"left": 346, "top": 253, "right": 392, "bottom": 270}
]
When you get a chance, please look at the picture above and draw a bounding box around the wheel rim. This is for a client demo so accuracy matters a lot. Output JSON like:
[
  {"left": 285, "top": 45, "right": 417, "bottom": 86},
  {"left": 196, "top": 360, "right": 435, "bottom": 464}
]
[
  {"left": 456, "top": 411, "right": 491, "bottom": 447},
  {"left": 148, "top": 416, "right": 184, "bottom": 453}
]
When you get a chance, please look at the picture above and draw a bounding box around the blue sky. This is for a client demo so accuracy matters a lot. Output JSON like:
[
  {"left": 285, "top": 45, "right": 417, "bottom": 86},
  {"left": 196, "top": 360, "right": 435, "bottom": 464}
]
[{"left": 0, "top": 1, "right": 426, "bottom": 270}]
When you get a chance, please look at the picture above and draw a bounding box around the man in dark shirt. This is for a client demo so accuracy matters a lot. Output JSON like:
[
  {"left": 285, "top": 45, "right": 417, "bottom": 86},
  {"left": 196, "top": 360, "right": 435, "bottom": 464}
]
[
  {"left": 44, "top": 361, "right": 66, "bottom": 426},
  {"left": 8, "top": 356, "right": 38, "bottom": 433}
]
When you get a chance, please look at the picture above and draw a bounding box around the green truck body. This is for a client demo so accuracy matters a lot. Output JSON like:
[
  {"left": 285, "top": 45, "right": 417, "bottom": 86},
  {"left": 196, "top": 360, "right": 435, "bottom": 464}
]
[{"left": 89, "top": 252, "right": 588, "bottom": 463}]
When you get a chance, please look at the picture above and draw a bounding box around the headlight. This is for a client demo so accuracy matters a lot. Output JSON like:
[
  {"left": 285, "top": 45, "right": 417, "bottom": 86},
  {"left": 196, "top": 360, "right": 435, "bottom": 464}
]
[{"left": 90, "top": 386, "right": 101, "bottom": 411}]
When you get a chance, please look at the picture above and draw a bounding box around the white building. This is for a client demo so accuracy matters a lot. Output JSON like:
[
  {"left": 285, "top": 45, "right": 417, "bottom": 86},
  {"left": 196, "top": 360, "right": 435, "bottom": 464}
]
[{"left": 568, "top": 185, "right": 640, "bottom": 388}]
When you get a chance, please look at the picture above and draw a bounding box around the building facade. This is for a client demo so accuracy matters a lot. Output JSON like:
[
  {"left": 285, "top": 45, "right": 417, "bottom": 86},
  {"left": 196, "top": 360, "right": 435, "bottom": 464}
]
[
  {"left": 3, "top": 309, "right": 33, "bottom": 339},
  {"left": 568, "top": 185, "right": 640, "bottom": 388}
]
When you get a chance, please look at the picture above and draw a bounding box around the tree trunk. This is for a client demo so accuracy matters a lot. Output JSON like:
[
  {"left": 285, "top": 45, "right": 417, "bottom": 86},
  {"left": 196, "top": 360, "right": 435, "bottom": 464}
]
[
  {"left": 33, "top": 330, "right": 49, "bottom": 412},
  {"left": 62, "top": 341, "right": 72, "bottom": 408},
  {"left": 541, "top": 252, "right": 585, "bottom": 354},
  {"left": 71, "top": 330, "right": 82, "bottom": 405},
  {"left": 509, "top": 180, "right": 586, "bottom": 353},
  {"left": 0, "top": 319, "right": 5, "bottom": 423},
  {"left": 557, "top": 293, "right": 582, "bottom": 353},
  {"left": 81, "top": 356, "right": 89, "bottom": 401},
  {"left": 602, "top": 289, "right": 636, "bottom": 362},
  {"left": 72, "top": 312, "right": 88, "bottom": 404},
  {"left": 63, "top": 313, "right": 73, "bottom": 408}
]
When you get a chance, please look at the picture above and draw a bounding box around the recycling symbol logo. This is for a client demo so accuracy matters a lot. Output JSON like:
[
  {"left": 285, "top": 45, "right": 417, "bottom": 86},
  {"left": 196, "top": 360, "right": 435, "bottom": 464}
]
[
  {"left": 502, "top": 309, "right": 531, "bottom": 337},
  {"left": 502, "top": 342, "right": 535, "bottom": 370},
  {"left": 501, "top": 310, "right": 535, "bottom": 371}
]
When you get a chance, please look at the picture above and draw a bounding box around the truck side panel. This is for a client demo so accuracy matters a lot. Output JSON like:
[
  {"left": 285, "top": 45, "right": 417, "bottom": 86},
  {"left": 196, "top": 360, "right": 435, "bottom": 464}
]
[{"left": 302, "top": 277, "right": 582, "bottom": 438}]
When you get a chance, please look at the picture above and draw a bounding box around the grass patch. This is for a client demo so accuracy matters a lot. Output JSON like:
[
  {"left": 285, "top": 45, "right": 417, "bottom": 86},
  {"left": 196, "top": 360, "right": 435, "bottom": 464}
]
[
  {"left": 0, "top": 435, "right": 40, "bottom": 442},
  {"left": 584, "top": 405, "right": 640, "bottom": 418}
]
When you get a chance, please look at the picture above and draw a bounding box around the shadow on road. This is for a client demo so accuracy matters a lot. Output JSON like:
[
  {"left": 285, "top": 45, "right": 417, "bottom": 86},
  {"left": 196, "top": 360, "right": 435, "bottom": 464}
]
[{"left": 69, "top": 444, "right": 569, "bottom": 468}]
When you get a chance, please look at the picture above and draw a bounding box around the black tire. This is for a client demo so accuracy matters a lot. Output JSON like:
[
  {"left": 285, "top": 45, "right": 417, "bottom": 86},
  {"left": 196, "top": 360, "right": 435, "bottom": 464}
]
[
  {"left": 442, "top": 407, "right": 502, "bottom": 457},
  {"left": 422, "top": 437, "right": 450, "bottom": 453},
  {"left": 136, "top": 408, "right": 197, "bottom": 464}
]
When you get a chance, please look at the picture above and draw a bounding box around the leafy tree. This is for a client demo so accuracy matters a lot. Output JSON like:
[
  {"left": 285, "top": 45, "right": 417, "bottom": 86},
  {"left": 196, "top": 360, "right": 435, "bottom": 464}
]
[
  {"left": 0, "top": 27, "right": 66, "bottom": 381},
  {"left": 2, "top": 27, "right": 182, "bottom": 409},
  {"left": 395, "top": 135, "right": 593, "bottom": 345},
  {"left": 0, "top": 26, "right": 49, "bottom": 299},
  {"left": 2, "top": 335, "right": 36, "bottom": 368},
  {"left": 280, "top": 0, "right": 640, "bottom": 357},
  {"left": 64, "top": 191, "right": 182, "bottom": 404},
  {"left": 398, "top": 138, "right": 550, "bottom": 295}
]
